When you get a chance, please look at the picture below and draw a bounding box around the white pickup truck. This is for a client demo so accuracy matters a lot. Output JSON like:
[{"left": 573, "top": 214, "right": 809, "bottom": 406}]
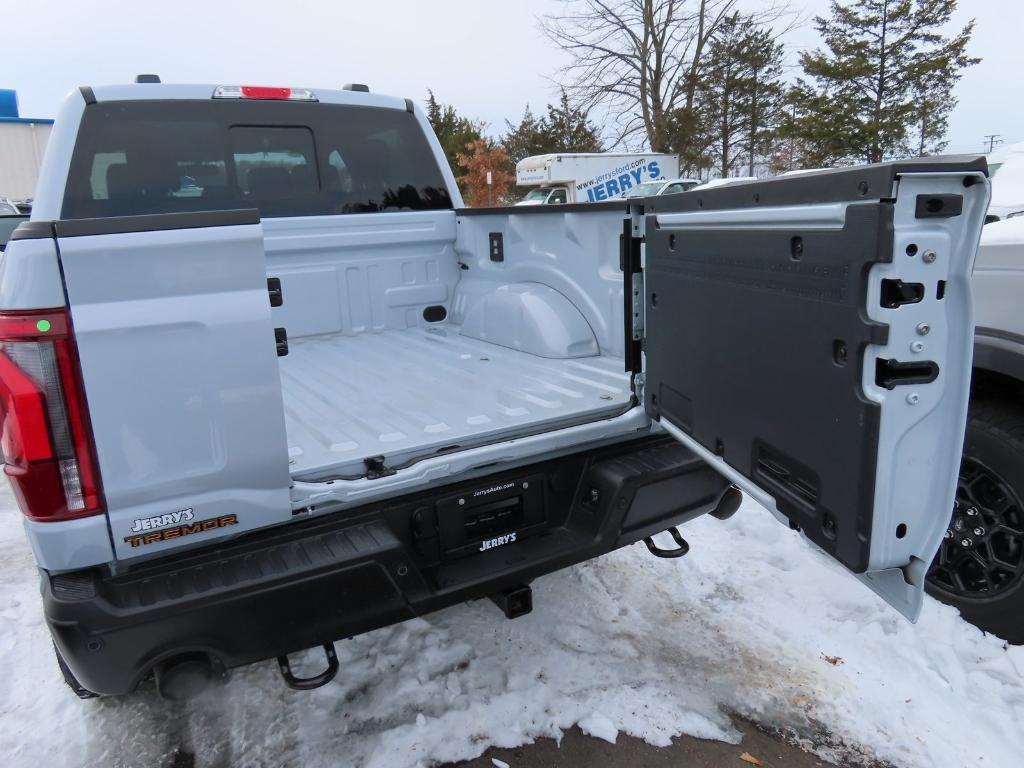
[{"left": 0, "top": 80, "right": 989, "bottom": 699}]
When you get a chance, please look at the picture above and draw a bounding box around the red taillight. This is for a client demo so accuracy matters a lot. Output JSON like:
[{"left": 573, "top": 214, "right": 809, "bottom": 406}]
[
  {"left": 241, "top": 85, "right": 292, "bottom": 100},
  {"left": 0, "top": 309, "right": 103, "bottom": 521}
]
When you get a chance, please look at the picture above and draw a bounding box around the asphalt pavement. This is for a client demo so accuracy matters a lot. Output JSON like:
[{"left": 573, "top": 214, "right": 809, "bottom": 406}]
[{"left": 449, "top": 718, "right": 860, "bottom": 768}]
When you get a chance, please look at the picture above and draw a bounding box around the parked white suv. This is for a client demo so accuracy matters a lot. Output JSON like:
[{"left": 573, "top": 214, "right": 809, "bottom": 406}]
[
  {"left": 925, "top": 215, "right": 1024, "bottom": 642},
  {"left": 515, "top": 186, "right": 569, "bottom": 205},
  {"left": 985, "top": 142, "right": 1024, "bottom": 221},
  {"left": 621, "top": 178, "right": 701, "bottom": 198}
]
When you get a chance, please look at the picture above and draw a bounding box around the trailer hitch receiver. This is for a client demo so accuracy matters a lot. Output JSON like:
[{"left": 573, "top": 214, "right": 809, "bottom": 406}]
[{"left": 490, "top": 584, "right": 533, "bottom": 619}]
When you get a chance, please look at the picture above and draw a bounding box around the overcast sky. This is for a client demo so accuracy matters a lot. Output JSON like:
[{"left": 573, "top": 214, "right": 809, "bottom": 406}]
[{"left": 2, "top": 0, "right": 1020, "bottom": 155}]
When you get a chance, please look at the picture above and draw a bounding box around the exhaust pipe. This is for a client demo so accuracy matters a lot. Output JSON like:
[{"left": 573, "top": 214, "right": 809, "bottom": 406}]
[
  {"left": 490, "top": 584, "right": 533, "bottom": 619},
  {"left": 154, "top": 653, "right": 219, "bottom": 701},
  {"left": 710, "top": 486, "right": 743, "bottom": 520}
]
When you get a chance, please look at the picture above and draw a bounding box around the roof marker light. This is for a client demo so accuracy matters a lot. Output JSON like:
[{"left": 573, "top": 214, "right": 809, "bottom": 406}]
[{"left": 213, "top": 85, "right": 318, "bottom": 102}]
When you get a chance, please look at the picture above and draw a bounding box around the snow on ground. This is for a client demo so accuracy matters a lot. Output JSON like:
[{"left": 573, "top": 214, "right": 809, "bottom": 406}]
[{"left": 1, "top": 479, "right": 1022, "bottom": 768}]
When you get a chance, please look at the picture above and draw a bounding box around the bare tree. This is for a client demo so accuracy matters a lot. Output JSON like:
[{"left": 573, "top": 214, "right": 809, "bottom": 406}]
[{"left": 541, "top": 0, "right": 792, "bottom": 151}]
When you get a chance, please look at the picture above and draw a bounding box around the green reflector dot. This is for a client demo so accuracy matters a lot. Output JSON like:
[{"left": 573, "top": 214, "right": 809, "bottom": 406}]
[{"left": 36, "top": 319, "right": 51, "bottom": 333}]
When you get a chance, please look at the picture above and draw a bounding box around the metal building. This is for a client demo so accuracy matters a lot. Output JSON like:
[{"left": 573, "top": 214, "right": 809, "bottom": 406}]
[{"left": 0, "top": 89, "right": 54, "bottom": 200}]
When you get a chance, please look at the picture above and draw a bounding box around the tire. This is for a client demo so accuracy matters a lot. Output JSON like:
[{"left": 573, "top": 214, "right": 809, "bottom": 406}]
[{"left": 926, "top": 399, "right": 1024, "bottom": 644}]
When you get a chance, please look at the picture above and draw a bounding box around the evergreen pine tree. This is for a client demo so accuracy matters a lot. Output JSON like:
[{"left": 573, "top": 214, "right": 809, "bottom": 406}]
[
  {"left": 689, "top": 14, "right": 786, "bottom": 178},
  {"left": 740, "top": 23, "right": 786, "bottom": 176},
  {"left": 424, "top": 90, "right": 485, "bottom": 182},
  {"left": 788, "top": 0, "right": 978, "bottom": 164},
  {"left": 540, "top": 91, "right": 604, "bottom": 155},
  {"left": 699, "top": 14, "right": 754, "bottom": 178},
  {"left": 502, "top": 92, "right": 604, "bottom": 165},
  {"left": 502, "top": 105, "right": 550, "bottom": 165}
]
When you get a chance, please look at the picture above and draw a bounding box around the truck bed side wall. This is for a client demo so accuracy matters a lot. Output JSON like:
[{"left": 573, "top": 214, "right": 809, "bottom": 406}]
[
  {"left": 263, "top": 211, "right": 461, "bottom": 340},
  {"left": 453, "top": 207, "right": 628, "bottom": 358}
]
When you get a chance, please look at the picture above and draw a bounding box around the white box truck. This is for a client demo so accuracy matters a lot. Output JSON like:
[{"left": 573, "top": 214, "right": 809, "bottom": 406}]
[{"left": 515, "top": 152, "right": 680, "bottom": 204}]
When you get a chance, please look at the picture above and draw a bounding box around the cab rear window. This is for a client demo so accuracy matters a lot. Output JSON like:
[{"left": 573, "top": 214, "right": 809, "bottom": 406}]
[{"left": 62, "top": 100, "right": 453, "bottom": 219}]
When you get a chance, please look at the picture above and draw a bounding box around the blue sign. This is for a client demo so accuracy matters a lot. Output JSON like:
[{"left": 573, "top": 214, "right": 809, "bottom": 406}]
[
  {"left": 0, "top": 90, "right": 19, "bottom": 119},
  {"left": 582, "top": 160, "right": 663, "bottom": 202}
]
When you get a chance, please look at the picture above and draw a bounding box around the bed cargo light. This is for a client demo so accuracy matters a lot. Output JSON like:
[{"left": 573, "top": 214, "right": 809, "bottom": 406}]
[
  {"left": 212, "top": 85, "right": 318, "bottom": 102},
  {"left": 0, "top": 309, "right": 103, "bottom": 521}
]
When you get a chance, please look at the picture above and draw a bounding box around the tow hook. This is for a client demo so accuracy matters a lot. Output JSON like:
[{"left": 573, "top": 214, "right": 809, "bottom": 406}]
[
  {"left": 643, "top": 526, "right": 690, "bottom": 558},
  {"left": 490, "top": 584, "right": 533, "bottom": 619},
  {"left": 277, "top": 643, "right": 339, "bottom": 691}
]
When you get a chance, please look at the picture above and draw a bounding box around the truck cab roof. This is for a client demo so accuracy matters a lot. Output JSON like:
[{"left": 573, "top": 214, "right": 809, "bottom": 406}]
[{"left": 81, "top": 82, "right": 409, "bottom": 112}]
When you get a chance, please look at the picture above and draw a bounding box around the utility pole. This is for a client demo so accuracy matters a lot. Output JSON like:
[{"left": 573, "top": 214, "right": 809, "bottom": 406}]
[
  {"left": 983, "top": 134, "right": 1003, "bottom": 153},
  {"left": 787, "top": 101, "right": 797, "bottom": 171}
]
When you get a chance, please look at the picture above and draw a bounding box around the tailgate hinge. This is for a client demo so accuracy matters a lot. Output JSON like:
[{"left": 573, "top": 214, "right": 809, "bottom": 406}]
[
  {"left": 620, "top": 215, "right": 645, "bottom": 374},
  {"left": 364, "top": 455, "right": 396, "bottom": 480},
  {"left": 631, "top": 271, "right": 645, "bottom": 339},
  {"left": 633, "top": 372, "right": 646, "bottom": 403}
]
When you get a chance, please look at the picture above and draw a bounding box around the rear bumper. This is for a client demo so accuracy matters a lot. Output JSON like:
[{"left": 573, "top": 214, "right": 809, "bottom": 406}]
[{"left": 44, "top": 436, "right": 732, "bottom": 695}]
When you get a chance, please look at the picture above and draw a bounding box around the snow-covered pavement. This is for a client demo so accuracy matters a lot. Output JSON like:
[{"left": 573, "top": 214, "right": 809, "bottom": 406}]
[{"left": 1, "top": 480, "right": 1021, "bottom": 768}]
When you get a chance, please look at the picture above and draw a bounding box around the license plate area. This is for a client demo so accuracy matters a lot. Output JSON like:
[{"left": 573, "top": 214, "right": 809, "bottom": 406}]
[{"left": 435, "top": 475, "right": 546, "bottom": 558}]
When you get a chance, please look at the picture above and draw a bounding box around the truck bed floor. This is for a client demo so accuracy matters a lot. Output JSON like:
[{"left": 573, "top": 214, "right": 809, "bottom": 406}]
[{"left": 279, "top": 326, "right": 632, "bottom": 479}]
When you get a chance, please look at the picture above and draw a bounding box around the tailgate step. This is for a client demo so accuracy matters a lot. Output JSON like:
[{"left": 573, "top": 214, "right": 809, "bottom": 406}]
[{"left": 73, "top": 522, "right": 401, "bottom": 611}]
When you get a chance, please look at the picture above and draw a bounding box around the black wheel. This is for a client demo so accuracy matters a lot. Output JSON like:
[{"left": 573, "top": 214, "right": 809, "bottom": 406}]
[
  {"left": 53, "top": 644, "right": 99, "bottom": 699},
  {"left": 926, "top": 400, "right": 1024, "bottom": 643}
]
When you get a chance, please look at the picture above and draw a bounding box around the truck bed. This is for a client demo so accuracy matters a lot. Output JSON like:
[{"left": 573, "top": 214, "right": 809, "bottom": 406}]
[{"left": 279, "top": 326, "right": 632, "bottom": 479}]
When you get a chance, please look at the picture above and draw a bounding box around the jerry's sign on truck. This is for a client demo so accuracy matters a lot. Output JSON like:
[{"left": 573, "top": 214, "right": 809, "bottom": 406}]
[{"left": 515, "top": 152, "right": 680, "bottom": 205}]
